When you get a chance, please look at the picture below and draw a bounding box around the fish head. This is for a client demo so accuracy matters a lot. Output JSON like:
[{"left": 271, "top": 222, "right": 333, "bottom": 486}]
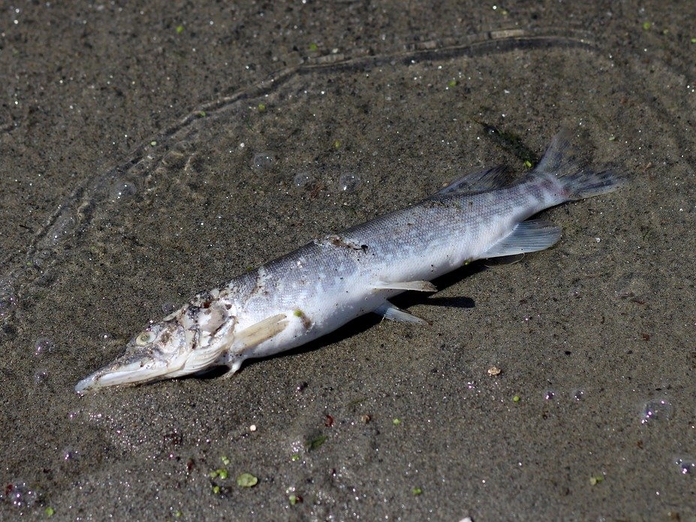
[{"left": 75, "top": 300, "right": 233, "bottom": 393}]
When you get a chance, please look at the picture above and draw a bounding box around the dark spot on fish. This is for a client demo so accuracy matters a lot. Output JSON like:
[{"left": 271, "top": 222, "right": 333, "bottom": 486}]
[
  {"left": 159, "top": 332, "right": 171, "bottom": 344},
  {"left": 331, "top": 236, "right": 357, "bottom": 249},
  {"left": 320, "top": 234, "right": 367, "bottom": 251}
]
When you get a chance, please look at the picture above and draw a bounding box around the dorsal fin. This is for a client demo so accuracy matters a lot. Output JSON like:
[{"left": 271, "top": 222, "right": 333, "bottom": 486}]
[{"left": 434, "top": 166, "right": 517, "bottom": 197}]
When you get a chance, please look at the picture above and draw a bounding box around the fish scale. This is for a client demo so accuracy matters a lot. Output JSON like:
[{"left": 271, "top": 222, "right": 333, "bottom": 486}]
[{"left": 75, "top": 130, "right": 624, "bottom": 392}]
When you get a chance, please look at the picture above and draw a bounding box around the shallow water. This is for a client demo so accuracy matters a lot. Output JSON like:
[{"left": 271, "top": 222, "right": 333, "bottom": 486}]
[{"left": 1, "top": 1, "right": 696, "bottom": 519}]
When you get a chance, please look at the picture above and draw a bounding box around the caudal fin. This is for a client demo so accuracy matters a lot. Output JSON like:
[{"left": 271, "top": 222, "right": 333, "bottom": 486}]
[{"left": 534, "top": 129, "right": 627, "bottom": 200}]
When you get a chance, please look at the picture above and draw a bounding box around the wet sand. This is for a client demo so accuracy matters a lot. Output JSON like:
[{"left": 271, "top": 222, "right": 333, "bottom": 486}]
[{"left": 1, "top": 1, "right": 695, "bottom": 520}]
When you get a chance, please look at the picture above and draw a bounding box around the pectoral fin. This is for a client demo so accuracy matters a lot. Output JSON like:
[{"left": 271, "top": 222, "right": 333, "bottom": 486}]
[
  {"left": 372, "top": 280, "right": 437, "bottom": 292},
  {"left": 233, "top": 313, "right": 289, "bottom": 351},
  {"left": 374, "top": 302, "right": 429, "bottom": 325}
]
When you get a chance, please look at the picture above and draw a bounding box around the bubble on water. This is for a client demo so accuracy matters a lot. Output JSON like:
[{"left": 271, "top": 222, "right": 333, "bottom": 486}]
[
  {"left": 34, "top": 337, "right": 56, "bottom": 356},
  {"left": 293, "top": 171, "right": 315, "bottom": 188},
  {"left": 251, "top": 151, "right": 276, "bottom": 171},
  {"left": 675, "top": 458, "right": 696, "bottom": 475},
  {"left": 109, "top": 180, "right": 137, "bottom": 201},
  {"left": 35, "top": 210, "right": 77, "bottom": 250},
  {"left": 0, "top": 280, "right": 17, "bottom": 320},
  {"left": 572, "top": 389, "right": 585, "bottom": 401},
  {"left": 640, "top": 398, "right": 673, "bottom": 424},
  {"left": 161, "top": 302, "right": 178, "bottom": 315},
  {"left": 62, "top": 447, "right": 80, "bottom": 462},
  {"left": 338, "top": 172, "right": 361, "bottom": 192},
  {"left": 3, "top": 482, "right": 40, "bottom": 508},
  {"left": 543, "top": 389, "right": 556, "bottom": 401},
  {"left": 33, "top": 369, "right": 48, "bottom": 385}
]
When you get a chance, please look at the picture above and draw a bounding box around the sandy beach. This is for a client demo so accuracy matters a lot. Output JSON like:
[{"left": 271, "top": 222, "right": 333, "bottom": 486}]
[{"left": 1, "top": 1, "right": 695, "bottom": 519}]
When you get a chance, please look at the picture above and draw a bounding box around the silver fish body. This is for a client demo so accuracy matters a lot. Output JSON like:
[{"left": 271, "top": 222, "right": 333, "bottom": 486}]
[{"left": 75, "top": 131, "right": 623, "bottom": 392}]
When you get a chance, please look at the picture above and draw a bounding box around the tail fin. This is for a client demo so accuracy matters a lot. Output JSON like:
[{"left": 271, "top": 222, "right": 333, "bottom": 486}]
[{"left": 535, "top": 129, "right": 627, "bottom": 200}]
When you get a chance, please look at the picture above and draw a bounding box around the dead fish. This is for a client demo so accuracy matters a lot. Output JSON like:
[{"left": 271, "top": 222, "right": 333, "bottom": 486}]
[{"left": 75, "top": 131, "right": 624, "bottom": 392}]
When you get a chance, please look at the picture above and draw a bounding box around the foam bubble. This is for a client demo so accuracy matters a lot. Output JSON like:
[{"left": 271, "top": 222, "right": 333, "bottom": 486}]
[
  {"left": 675, "top": 458, "right": 696, "bottom": 475},
  {"left": 109, "top": 180, "right": 137, "bottom": 201},
  {"left": 33, "top": 369, "right": 48, "bottom": 385},
  {"left": 640, "top": 398, "right": 673, "bottom": 424},
  {"left": 0, "top": 280, "right": 17, "bottom": 320},
  {"left": 34, "top": 337, "right": 55, "bottom": 356},
  {"left": 338, "top": 172, "right": 361, "bottom": 192},
  {"left": 3, "top": 482, "right": 39, "bottom": 508},
  {"left": 251, "top": 151, "right": 275, "bottom": 171},
  {"left": 293, "top": 171, "right": 315, "bottom": 188}
]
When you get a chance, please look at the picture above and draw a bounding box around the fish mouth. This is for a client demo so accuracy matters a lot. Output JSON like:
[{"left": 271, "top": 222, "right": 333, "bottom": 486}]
[
  {"left": 75, "top": 343, "right": 227, "bottom": 393},
  {"left": 74, "top": 356, "right": 177, "bottom": 393}
]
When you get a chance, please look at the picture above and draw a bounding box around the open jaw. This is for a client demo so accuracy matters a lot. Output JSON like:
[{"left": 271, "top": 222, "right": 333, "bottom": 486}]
[
  {"left": 74, "top": 341, "right": 229, "bottom": 393},
  {"left": 74, "top": 353, "right": 183, "bottom": 392}
]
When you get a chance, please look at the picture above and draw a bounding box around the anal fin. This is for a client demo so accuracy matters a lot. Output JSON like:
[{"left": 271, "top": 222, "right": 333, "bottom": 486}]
[
  {"left": 484, "top": 219, "right": 561, "bottom": 258},
  {"left": 372, "top": 280, "right": 437, "bottom": 292},
  {"left": 374, "top": 302, "right": 429, "bottom": 325}
]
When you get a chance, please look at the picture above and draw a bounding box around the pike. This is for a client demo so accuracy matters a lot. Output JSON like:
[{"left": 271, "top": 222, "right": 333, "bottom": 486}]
[{"left": 75, "top": 131, "right": 623, "bottom": 392}]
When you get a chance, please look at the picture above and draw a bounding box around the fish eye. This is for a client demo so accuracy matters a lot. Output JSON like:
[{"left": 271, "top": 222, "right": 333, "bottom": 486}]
[{"left": 135, "top": 331, "right": 157, "bottom": 346}]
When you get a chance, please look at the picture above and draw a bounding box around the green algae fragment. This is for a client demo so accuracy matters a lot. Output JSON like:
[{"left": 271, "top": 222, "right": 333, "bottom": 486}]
[
  {"left": 291, "top": 454, "right": 301, "bottom": 462},
  {"left": 257, "top": 103, "right": 266, "bottom": 112},
  {"left": 513, "top": 395, "right": 521, "bottom": 403},
  {"left": 307, "top": 435, "right": 328, "bottom": 450},
  {"left": 691, "top": 37, "right": 696, "bottom": 44},
  {"left": 212, "top": 485, "right": 221, "bottom": 494},
  {"left": 447, "top": 79, "right": 457, "bottom": 88},
  {"left": 523, "top": 160, "right": 533, "bottom": 169},
  {"left": 221, "top": 456, "right": 230, "bottom": 466},
  {"left": 237, "top": 473, "right": 258, "bottom": 487},
  {"left": 642, "top": 22, "right": 651, "bottom": 30},
  {"left": 589, "top": 475, "right": 604, "bottom": 486},
  {"left": 209, "top": 468, "right": 229, "bottom": 479},
  {"left": 309, "top": 42, "right": 318, "bottom": 52},
  {"left": 45, "top": 507, "right": 55, "bottom": 517},
  {"left": 176, "top": 25, "right": 184, "bottom": 34},
  {"left": 333, "top": 139, "right": 341, "bottom": 149},
  {"left": 289, "top": 494, "right": 299, "bottom": 505},
  {"left": 174, "top": 511, "right": 182, "bottom": 518},
  {"left": 392, "top": 418, "right": 402, "bottom": 425},
  {"left": 412, "top": 487, "right": 423, "bottom": 496}
]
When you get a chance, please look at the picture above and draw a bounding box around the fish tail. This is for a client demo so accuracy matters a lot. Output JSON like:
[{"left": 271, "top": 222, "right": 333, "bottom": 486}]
[{"left": 534, "top": 129, "right": 627, "bottom": 201}]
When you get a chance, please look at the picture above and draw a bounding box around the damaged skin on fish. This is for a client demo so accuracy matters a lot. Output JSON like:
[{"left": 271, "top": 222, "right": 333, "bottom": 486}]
[{"left": 75, "top": 130, "right": 625, "bottom": 393}]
